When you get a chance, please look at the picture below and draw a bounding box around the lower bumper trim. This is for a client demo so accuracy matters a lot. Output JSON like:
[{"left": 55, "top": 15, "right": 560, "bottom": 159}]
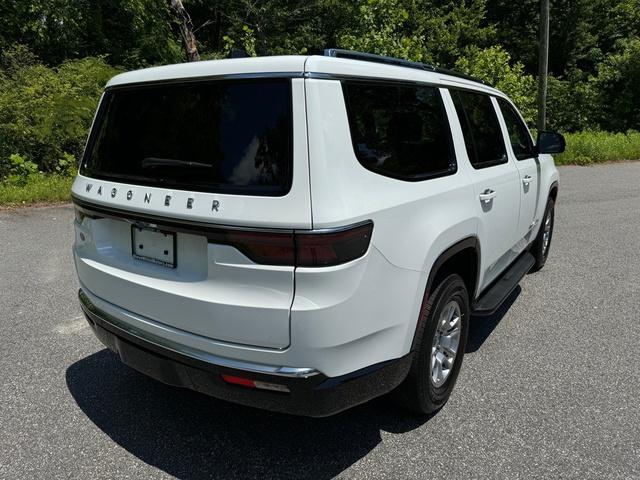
[
  {"left": 79, "top": 289, "right": 413, "bottom": 417},
  {"left": 78, "top": 289, "right": 318, "bottom": 378}
]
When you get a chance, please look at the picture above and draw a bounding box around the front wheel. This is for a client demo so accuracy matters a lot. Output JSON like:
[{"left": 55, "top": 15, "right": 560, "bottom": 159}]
[
  {"left": 530, "top": 197, "right": 555, "bottom": 272},
  {"left": 393, "top": 274, "right": 469, "bottom": 415}
]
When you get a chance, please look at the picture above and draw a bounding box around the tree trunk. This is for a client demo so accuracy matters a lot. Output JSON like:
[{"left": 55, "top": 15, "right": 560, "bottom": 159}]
[{"left": 170, "top": 0, "right": 200, "bottom": 62}]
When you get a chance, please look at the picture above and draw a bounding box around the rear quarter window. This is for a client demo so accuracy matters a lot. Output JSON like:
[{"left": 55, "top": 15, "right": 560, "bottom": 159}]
[
  {"left": 341, "top": 81, "right": 457, "bottom": 181},
  {"left": 81, "top": 78, "right": 293, "bottom": 196},
  {"left": 451, "top": 90, "right": 508, "bottom": 169},
  {"left": 497, "top": 98, "right": 535, "bottom": 160}
]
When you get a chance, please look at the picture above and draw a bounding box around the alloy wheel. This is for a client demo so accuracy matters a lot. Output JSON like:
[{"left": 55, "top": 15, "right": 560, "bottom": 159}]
[{"left": 430, "top": 300, "right": 462, "bottom": 387}]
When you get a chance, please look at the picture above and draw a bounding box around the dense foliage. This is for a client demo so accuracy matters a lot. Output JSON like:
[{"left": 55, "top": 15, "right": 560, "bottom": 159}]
[
  {"left": 0, "top": 0, "right": 639, "bottom": 180},
  {"left": 0, "top": 45, "right": 120, "bottom": 177}
]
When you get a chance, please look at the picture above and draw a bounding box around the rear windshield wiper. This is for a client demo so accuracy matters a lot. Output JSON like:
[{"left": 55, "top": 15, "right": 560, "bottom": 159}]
[{"left": 142, "top": 157, "right": 212, "bottom": 169}]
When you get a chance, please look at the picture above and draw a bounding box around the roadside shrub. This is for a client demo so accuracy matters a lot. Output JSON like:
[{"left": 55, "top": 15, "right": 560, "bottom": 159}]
[
  {"left": 4, "top": 153, "right": 39, "bottom": 186},
  {"left": 55, "top": 152, "right": 78, "bottom": 177},
  {"left": 555, "top": 130, "right": 640, "bottom": 165},
  {"left": 0, "top": 45, "right": 120, "bottom": 176}
]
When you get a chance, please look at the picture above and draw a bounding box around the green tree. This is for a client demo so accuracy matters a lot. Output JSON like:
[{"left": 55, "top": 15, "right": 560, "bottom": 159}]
[
  {"left": 455, "top": 46, "right": 537, "bottom": 125},
  {"left": 592, "top": 38, "right": 640, "bottom": 131},
  {"left": 336, "top": 0, "right": 494, "bottom": 66},
  {"left": 185, "top": 0, "right": 342, "bottom": 57},
  {"left": 546, "top": 74, "right": 597, "bottom": 132},
  {"left": 0, "top": 0, "right": 182, "bottom": 68}
]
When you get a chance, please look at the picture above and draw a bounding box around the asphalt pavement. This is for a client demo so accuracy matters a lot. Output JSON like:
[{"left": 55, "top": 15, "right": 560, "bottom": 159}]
[{"left": 1, "top": 162, "right": 639, "bottom": 479}]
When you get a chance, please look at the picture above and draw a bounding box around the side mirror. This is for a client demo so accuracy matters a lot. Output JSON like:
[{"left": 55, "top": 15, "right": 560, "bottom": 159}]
[{"left": 536, "top": 130, "right": 566, "bottom": 154}]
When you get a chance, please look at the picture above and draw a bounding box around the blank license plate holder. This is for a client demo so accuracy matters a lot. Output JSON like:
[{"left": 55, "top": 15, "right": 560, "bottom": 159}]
[{"left": 131, "top": 226, "right": 176, "bottom": 268}]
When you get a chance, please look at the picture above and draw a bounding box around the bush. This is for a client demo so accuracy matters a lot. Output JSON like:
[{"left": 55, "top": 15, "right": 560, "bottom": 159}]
[
  {"left": 0, "top": 45, "right": 120, "bottom": 177},
  {"left": 555, "top": 130, "right": 640, "bottom": 165},
  {"left": 3, "top": 153, "right": 39, "bottom": 186}
]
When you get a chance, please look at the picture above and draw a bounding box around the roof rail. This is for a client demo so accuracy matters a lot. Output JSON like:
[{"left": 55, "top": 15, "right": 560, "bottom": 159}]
[
  {"left": 324, "top": 48, "right": 435, "bottom": 72},
  {"left": 323, "top": 48, "right": 490, "bottom": 86},
  {"left": 432, "top": 67, "right": 490, "bottom": 86}
]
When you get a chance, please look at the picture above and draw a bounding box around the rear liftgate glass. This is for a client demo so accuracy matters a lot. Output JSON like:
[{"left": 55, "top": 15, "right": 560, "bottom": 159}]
[{"left": 81, "top": 78, "right": 294, "bottom": 197}]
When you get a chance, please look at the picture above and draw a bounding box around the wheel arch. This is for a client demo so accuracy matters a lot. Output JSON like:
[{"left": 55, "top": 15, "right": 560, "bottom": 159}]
[
  {"left": 549, "top": 180, "right": 559, "bottom": 202},
  {"left": 410, "top": 236, "right": 480, "bottom": 351}
]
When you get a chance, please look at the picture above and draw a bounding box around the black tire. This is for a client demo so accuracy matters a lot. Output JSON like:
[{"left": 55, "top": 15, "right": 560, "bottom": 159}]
[
  {"left": 393, "top": 274, "right": 470, "bottom": 415},
  {"left": 530, "top": 197, "right": 555, "bottom": 272}
]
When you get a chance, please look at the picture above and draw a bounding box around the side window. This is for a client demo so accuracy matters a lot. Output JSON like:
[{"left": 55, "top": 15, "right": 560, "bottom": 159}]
[
  {"left": 452, "top": 90, "right": 508, "bottom": 169},
  {"left": 497, "top": 98, "right": 535, "bottom": 160},
  {"left": 342, "top": 81, "right": 457, "bottom": 181}
]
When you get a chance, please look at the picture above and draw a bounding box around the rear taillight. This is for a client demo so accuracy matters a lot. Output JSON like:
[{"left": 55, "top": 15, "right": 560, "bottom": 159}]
[
  {"left": 216, "top": 221, "right": 373, "bottom": 267},
  {"left": 295, "top": 221, "right": 373, "bottom": 267},
  {"left": 221, "top": 230, "right": 295, "bottom": 266}
]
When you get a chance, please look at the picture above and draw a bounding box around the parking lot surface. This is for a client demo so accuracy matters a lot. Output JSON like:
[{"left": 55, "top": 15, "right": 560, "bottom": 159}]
[{"left": 1, "top": 162, "right": 639, "bottom": 479}]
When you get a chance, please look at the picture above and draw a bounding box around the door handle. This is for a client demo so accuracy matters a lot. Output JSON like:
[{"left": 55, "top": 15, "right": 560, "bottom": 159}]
[
  {"left": 479, "top": 189, "right": 497, "bottom": 203},
  {"left": 522, "top": 175, "right": 533, "bottom": 185}
]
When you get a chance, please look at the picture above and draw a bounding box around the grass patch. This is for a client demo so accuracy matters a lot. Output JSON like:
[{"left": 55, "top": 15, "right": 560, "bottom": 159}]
[
  {"left": 555, "top": 130, "right": 640, "bottom": 165},
  {"left": 0, "top": 174, "right": 73, "bottom": 206}
]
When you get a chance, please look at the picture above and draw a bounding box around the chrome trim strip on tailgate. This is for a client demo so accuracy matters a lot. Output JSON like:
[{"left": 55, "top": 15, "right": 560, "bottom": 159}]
[{"left": 78, "top": 289, "right": 319, "bottom": 379}]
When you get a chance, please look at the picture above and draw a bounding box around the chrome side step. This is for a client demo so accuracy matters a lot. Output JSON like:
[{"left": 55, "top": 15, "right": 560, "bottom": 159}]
[{"left": 472, "top": 252, "right": 535, "bottom": 316}]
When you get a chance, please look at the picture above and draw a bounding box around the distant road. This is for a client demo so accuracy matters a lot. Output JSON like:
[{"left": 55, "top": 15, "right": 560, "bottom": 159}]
[{"left": 1, "top": 162, "right": 639, "bottom": 479}]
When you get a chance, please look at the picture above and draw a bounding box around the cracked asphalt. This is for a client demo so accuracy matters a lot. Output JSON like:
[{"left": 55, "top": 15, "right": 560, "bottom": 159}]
[{"left": 1, "top": 162, "right": 639, "bottom": 479}]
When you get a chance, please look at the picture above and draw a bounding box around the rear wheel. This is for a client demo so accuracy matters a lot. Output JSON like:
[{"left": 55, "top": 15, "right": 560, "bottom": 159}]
[
  {"left": 530, "top": 197, "right": 555, "bottom": 272},
  {"left": 394, "top": 274, "right": 469, "bottom": 415}
]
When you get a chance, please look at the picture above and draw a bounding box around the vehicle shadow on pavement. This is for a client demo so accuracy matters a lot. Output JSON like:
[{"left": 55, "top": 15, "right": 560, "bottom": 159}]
[
  {"left": 467, "top": 286, "right": 521, "bottom": 353},
  {"left": 66, "top": 352, "right": 430, "bottom": 480},
  {"left": 65, "top": 288, "right": 518, "bottom": 480}
]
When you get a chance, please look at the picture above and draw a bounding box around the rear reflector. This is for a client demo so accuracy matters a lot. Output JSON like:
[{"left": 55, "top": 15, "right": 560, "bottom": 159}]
[
  {"left": 221, "top": 374, "right": 255, "bottom": 388},
  {"left": 221, "top": 374, "right": 290, "bottom": 393},
  {"left": 213, "top": 220, "right": 373, "bottom": 267}
]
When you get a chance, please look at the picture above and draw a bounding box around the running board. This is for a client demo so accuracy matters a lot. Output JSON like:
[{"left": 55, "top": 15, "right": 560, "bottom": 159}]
[{"left": 472, "top": 252, "right": 535, "bottom": 316}]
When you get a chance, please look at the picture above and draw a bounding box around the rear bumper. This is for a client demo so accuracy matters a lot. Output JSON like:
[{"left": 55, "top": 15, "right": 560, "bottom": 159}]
[{"left": 79, "top": 289, "right": 412, "bottom": 417}]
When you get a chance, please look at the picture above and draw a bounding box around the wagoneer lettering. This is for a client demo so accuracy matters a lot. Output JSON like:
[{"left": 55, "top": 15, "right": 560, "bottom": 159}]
[{"left": 72, "top": 50, "right": 562, "bottom": 417}]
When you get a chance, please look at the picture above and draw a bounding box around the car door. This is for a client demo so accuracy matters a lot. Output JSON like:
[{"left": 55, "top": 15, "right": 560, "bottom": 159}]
[
  {"left": 450, "top": 90, "right": 521, "bottom": 289},
  {"left": 496, "top": 98, "right": 541, "bottom": 244}
]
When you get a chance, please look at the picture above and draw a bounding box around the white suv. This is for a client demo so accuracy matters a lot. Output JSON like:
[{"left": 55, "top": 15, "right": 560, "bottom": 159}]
[{"left": 72, "top": 49, "right": 563, "bottom": 417}]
